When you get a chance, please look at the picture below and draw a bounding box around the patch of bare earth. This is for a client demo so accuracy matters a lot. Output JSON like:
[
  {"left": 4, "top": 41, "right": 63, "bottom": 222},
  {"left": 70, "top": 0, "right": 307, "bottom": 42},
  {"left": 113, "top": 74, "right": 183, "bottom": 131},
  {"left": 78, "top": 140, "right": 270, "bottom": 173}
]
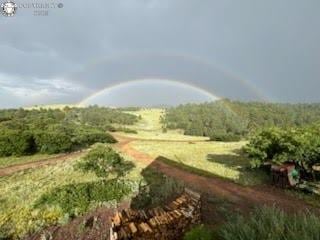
[{"left": 0, "top": 151, "right": 85, "bottom": 177}]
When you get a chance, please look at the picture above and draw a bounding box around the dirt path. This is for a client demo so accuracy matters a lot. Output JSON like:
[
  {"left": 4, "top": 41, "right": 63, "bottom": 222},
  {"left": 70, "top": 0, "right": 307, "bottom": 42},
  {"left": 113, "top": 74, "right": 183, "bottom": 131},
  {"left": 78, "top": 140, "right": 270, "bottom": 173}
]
[
  {"left": 0, "top": 151, "right": 85, "bottom": 177},
  {"left": 114, "top": 135, "right": 318, "bottom": 213}
]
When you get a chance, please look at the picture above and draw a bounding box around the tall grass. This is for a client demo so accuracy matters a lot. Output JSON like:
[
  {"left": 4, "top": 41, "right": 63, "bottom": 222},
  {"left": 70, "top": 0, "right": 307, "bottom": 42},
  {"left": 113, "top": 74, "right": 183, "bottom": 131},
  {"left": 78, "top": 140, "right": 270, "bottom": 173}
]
[{"left": 220, "top": 206, "right": 320, "bottom": 240}]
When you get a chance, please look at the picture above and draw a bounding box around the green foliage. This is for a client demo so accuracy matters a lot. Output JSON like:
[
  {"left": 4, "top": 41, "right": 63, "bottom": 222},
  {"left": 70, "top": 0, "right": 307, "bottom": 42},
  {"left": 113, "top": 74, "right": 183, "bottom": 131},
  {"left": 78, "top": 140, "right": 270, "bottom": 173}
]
[
  {"left": 244, "top": 125, "right": 320, "bottom": 174},
  {"left": 163, "top": 100, "right": 320, "bottom": 141},
  {"left": 131, "top": 168, "right": 185, "bottom": 209},
  {"left": 219, "top": 206, "right": 320, "bottom": 240},
  {"left": 164, "top": 101, "right": 247, "bottom": 141},
  {"left": 184, "top": 225, "right": 214, "bottom": 240},
  {"left": 0, "top": 106, "right": 134, "bottom": 156},
  {"left": 76, "top": 144, "right": 134, "bottom": 178},
  {"left": 34, "top": 130, "right": 73, "bottom": 154},
  {"left": 0, "top": 129, "right": 36, "bottom": 156},
  {"left": 114, "top": 127, "right": 138, "bottom": 134},
  {"left": 34, "top": 179, "right": 132, "bottom": 217}
]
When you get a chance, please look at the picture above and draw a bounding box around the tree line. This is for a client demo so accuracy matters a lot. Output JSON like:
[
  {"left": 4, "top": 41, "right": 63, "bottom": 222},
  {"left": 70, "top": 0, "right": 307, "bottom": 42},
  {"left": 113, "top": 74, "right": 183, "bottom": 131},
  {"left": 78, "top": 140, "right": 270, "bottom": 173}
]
[
  {"left": 162, "top": 100, "right": 320, "bottom": 141},
  {"left": 0, "top": 106, "right": 138, "bottom": 157}
]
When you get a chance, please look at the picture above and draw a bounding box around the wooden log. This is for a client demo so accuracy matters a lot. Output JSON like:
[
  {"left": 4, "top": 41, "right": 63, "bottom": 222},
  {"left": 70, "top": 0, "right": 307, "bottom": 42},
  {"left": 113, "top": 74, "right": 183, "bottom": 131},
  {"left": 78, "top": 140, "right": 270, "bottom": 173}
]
[
  {"left": 129, "top": 222, "right": 138, "bottom": 235},
  {"left": 113, "top": 212, "right": 121, "bottom": 226}
]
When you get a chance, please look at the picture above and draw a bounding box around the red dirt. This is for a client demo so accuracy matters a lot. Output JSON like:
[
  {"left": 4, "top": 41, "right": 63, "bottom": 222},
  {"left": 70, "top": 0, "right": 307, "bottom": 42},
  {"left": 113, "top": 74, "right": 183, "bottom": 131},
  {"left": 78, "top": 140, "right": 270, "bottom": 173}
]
[
  {"left": 114, "top": 135, "right": 319, "bottom": 213},
  {"left": 0, "top": 151, "right": 85, "bottom": 177}
]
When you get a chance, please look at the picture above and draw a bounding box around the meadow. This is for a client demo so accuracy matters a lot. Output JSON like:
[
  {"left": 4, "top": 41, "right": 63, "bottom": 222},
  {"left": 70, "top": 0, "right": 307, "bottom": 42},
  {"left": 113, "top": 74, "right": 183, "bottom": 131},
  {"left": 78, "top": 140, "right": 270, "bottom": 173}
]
[
  {"left": 119, "top": 109, "right": 209, "bottom": 141},
  {"left": 123, "top": 108, "right": 267, "bottom": 186},
  {"left": 0, "top": 147, "right": 144, "bottom": 239},
  {"left": 1, "top": 106, "right": 319, "bottom": 239},
  {"left": 131, "top": 140, "right": 268, "bottom": 186}
]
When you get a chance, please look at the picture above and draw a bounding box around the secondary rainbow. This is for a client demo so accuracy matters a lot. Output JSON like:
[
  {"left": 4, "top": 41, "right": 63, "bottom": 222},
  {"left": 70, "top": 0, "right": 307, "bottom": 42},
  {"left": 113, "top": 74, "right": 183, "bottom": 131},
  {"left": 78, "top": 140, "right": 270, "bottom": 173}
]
[{"left": 78, "top": 79, "right": 220, "bottom": 106}]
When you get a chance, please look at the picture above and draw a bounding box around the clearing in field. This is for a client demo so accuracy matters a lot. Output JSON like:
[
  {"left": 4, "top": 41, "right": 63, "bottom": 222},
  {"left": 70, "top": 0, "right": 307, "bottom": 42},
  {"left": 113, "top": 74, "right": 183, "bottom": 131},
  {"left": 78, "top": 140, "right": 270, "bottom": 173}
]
[{"left": 118, "top": 108, "right": 266, "bottom": 185}]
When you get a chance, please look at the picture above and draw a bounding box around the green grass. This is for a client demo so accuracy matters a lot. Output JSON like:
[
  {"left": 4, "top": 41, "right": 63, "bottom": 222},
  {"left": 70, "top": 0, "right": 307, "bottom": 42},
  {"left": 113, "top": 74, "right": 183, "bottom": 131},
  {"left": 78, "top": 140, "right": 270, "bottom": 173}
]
[
  {"left": 219, "top": 206, "right": 320, "bottom": 240},
  {"left": 131, "top": 140, "right": 268, "bottom": 186},
  {"left": 0, "top": 153, "right": 61, "bottom": 168},
  {"left": 120, "top": 109, "right": 209, "bottom": 141},
  {"left": 0, "top": 148, "right": 142, "bottom": 239}
]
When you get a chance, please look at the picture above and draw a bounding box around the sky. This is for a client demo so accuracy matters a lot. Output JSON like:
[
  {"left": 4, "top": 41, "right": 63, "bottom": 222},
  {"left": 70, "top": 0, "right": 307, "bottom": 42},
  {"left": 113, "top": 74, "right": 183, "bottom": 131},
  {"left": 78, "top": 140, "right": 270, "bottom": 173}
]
[{"left": 0, "top": 0, "right": 319, "bottom": 107}]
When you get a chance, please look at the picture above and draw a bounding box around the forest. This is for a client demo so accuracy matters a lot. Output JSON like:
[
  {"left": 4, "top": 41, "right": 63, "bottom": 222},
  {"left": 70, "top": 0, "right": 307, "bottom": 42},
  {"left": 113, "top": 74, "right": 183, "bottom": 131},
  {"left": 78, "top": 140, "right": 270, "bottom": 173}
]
[
  {"left": 0, "top": 106, "right": 138, "bottom": 156},
  {"left": 162, "top": 100, "right": 320, "bottom": 141}
]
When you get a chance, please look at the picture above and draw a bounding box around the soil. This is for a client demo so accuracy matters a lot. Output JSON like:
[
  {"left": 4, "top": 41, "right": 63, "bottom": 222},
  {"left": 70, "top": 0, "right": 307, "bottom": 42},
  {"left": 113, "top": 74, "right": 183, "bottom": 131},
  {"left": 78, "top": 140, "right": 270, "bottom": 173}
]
[{"left": 0, "top": 151, "right": 85, "bottom": 177}]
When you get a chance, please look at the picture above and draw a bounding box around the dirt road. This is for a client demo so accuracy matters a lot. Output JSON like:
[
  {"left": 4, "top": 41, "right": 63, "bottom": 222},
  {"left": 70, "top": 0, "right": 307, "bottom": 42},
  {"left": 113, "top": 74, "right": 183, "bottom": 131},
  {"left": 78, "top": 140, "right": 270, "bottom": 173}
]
[
  {"left": 0, "top": 151, "right": 85, "bottom": 177},
  {"left": 114, "top": 135, "right": 318, "bottom": 213}
]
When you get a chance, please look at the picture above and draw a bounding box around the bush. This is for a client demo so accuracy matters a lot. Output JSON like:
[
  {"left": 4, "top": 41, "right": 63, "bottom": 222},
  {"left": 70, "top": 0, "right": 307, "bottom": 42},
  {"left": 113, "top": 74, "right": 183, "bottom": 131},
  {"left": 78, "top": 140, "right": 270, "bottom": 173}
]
[
  {"left": 76, "top": 144, "right": 134, "bottom": 178},
  {"left": 115, "top": 127, "right": 138, "bottom": 134},
  {"left": 219, "top": 206, "right": 320, "bottom": 240},
  {"left": 0, "top": 130, "right": 36, "bottom": 156},
  {"left": 73, "top": 128, "right": 117, "bottom": 148},
  {"left": 184, "top": 225, "right": 214, "bottom": 240},
  {"left": 34, "top": 179, "right": 132, "bottom": 217},
  {"left": 210, "top": 132, "right": 241, "bottom": 142},
  {"left": 131, "top": 168, "right": 185, "bottom": 209},
  {"left": 244, "top": 125, "right": 320, "bottom": 174},
  {"left": 34, "top": 131, "right": 73, "bottom": 154}
]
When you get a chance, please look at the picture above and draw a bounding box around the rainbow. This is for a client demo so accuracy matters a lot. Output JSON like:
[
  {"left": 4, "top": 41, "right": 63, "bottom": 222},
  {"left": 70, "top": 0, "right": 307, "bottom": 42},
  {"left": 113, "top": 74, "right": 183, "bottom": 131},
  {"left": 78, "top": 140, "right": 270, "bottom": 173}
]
[
  {"left": 78, "top": 78, "right": 220, "bottom": 106},
  {"left": 70, "top": 52, "right": 269, "bottom": 106}
]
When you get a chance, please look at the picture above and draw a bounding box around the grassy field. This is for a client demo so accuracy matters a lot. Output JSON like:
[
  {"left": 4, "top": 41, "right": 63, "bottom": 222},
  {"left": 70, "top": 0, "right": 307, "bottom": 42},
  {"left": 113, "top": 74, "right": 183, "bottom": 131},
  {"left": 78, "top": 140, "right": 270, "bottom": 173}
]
[
  {"left": 0, "top": 108, "right": 270, "bottom": 238},
  {"left": 0, "top": 153, "right": 61, "bottom": 168},
  {"left": 131, "top": 140, "right": 268, "bottom": 186},
  {"left": 120, "top": 109, "right": 209, "bottom": 141},
  {"left": 0, "top": 149, "right": 143, "bottom": 239},
  {"left": 117, "top": 108, "right": 268, "bottom": 186}
]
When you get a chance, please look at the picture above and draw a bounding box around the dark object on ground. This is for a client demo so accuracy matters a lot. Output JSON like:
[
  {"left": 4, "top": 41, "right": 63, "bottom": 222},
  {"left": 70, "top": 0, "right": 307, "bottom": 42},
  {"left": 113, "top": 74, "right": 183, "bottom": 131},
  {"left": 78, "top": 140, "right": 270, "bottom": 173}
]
[{"left": 271, "top": 163, "right": 299, "bottom": 188}]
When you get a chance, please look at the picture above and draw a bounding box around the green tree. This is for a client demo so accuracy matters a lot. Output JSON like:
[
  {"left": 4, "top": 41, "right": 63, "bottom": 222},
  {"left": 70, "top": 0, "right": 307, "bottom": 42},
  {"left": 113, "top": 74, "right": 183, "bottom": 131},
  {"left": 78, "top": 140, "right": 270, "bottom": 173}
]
[{"left": 76, "top": 144, "right": 134, "bottom": 178}]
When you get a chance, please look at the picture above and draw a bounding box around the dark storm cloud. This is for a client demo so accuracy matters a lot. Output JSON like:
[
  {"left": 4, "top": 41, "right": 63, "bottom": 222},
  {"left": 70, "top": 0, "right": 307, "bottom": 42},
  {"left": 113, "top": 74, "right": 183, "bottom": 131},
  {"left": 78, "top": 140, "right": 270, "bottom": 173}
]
[{"left": 0, "top": 0, "right": 319, "bottom": 107}]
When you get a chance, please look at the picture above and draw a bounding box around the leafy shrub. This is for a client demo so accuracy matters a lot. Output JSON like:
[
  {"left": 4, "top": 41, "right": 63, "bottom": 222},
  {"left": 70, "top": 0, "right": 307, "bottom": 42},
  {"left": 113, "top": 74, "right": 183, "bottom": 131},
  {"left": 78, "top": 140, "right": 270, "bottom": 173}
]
[
  {"left": 244, "top": 125, "right": 320, "bottom": 175},
  {"left": 34, "top": 131, "right": 73, "bottom": 154},
  {"left": 184, "top": 225, "right": 214, "bottom": 240},
  {"left": 210, "top": 132, "right": 241, "bottom": 142},
  {"left": 0, "top": 130, "right": 36, "bottom": 157},
  {"left": 131, "top": 168, "right": 185, "bottom": 209},
  {"left": 73, "top": 128, "right": 117, "bottom": 148},
  {"left": 76, "top": 144, "right": 134, "bottom": 178},
  {"left": 219, "top": 206, "right": 320, "bottom": 240},
  {"left": 34, "top": 179, "right": 132, "bottom": 217},
  {"left": 115, "top": 127, "right": 138, "bottom": 134}
]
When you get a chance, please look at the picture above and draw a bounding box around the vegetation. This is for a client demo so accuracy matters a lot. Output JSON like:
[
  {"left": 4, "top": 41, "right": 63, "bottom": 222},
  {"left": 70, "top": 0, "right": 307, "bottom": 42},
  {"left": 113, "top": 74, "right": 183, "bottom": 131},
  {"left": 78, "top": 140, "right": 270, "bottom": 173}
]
[
  {"left": 163, "top": 100, "right": 320, "bottom": 141},
  {"left": 0, "top": 106, "right": 138, "bottom": 157},
  {"left": 131, "top": 167, "right": 185, "bottom": 209},
  {"left": 244, "top": 125, "right": 320, "bottom": 178},
  {"left": 76, "top": 144, "right": 134, "bottom": 178},
  {"left": 0, "top": 146, "right": 138, "bottom": 239},
  {"left": 219, "top": 206, "right": 320, "bottom": 240},
  {"left": 132, "top": 140, "right": 268, "bottom": 185},
  {"left": 183, "top": 225, "right": 214, "bottom": 240},
  {"left": 0, "top": 157, "right": 98, "bottom": 238},
  {"left": 0, "top": 153, "right": 60, "bottom": 168},
  {"left": 34, "top": 179, "right": 132, "bottom": 217}
]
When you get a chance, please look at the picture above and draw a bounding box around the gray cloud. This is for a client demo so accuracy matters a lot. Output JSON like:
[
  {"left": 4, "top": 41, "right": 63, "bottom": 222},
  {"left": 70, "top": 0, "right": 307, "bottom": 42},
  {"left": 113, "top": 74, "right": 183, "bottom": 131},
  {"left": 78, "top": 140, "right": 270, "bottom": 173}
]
[{"left": 0, "top": 0, "right": 319, "bottom": 107}]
